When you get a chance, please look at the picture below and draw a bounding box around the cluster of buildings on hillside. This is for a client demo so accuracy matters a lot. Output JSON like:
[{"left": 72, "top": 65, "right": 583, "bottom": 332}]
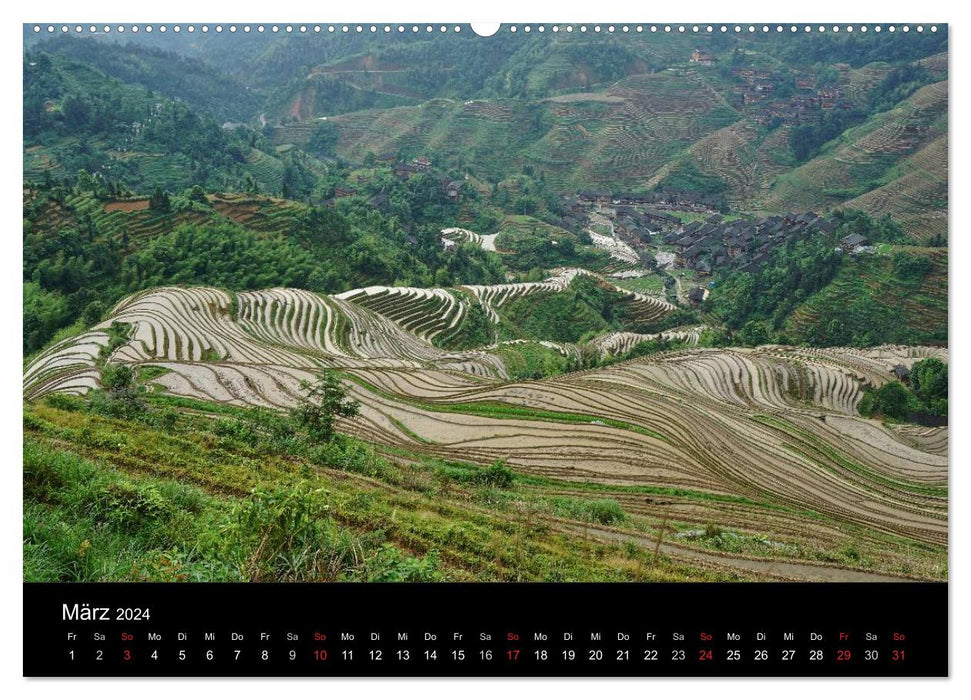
[
  {"left": 387, "top": 155, "right": 464, "bottom": 201},
  {"left": 688, "top": 50, "right": 856, "bottom": 126},
  {"left": 612, "top": 206, "right": 682, "bottom": 236},
  {"left": 660, "top": 212, "right": 839, "bottom": 275},
  {"left": 569, "top": 187, "right": 869, "bottom": 281},
  {"left": 566, "top": 189, "right": 720, "bottom": 240},
  {"left": 729, "top": 67, "right": 854, "bottom": 126},
  {"left": 383, "top": 154, "right": 433, "bottom": 179}
]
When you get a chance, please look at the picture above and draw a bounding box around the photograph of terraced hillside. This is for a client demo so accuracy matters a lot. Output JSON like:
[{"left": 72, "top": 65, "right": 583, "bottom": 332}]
[{"left": 23, "top": 25, "right": 947, "bottom": 583}]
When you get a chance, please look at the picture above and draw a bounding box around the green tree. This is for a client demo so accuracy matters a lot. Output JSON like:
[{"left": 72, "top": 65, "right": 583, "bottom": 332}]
[
  {"left": 186, "top": 185, "right": 208, "bottom": 204},
  {"left": 872, "top": 381, "right": 913, "bottom": 420},
  {"left": 81, "top": 300, "right": 106, "bottom": 327},
  {"left": 307, "top": 121, "right": 340, "bottom": 158},
  {"left": 61, "top": 95, "right": 91, "bottom": 129},
  {"left": 290, "top": 370, "right": 360, "bottom": 444},
  {"left": 472, "top": 460, "right": 515, "bottom": 488},
  {"left": 515, "top": 194, "right": 540, "bottom": 216},
  {"left": 101, "top": 364, "right": 134, "bottom": 392},
  {"left": 92, "top": 363, "right": 146, "bottom": 417},
  {"left": 74, "top": 169, "right": 97, "bottom": 194},
  {"left": 23, "top": 282, "right": 71, "bottom": 354},
  {"left": 893, "top": 252, "right": 933, "bottom": 283},
  {"left": 738, "top": 319, "right": 771, "bottom": 346},
  {"left": 911, "top": 357, "right": 947, "bottom": 416},
  {"left": 149, "top": 186, "right": 170, "bottom": 211}
]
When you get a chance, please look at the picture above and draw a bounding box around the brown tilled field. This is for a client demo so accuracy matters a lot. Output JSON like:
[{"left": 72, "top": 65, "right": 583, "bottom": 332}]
[{"left": 103, "top": 199, "right": 150, "bottom": 213}]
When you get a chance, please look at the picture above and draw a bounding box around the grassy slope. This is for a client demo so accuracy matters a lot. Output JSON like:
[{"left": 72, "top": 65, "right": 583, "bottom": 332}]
[
  {"left": 762, "top": 80, "right": 948, "bottom": 223},
  {"left": 272, "top": 70, "right": 741, "bottom": 193},
  {"left": 842, "top": 134, "right": 948, "bottom": 243},
  {"left": 24, "top": 376, "right": 947, "bottom": 583},
  {"left": 785, "top": 248, "right": 947, "bottom": 346},
  {"left": 24, "top": 396, "right": 745, "bottom": 583}
]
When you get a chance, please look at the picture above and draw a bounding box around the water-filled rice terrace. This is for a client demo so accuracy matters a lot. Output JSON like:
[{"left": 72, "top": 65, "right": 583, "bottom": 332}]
[{"left": 24, "top": 275, "right": 947, "bottom": 581}]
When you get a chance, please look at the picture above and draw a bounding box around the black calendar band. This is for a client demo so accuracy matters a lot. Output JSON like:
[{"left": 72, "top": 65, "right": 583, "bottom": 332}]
[{"left": 24, "top": 582, "right": 947, "bottom": 677}]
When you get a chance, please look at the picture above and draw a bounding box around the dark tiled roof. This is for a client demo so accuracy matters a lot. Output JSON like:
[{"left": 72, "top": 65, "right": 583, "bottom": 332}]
[{"left": 842, "top": 233, "right": 868, "bottom": 246}]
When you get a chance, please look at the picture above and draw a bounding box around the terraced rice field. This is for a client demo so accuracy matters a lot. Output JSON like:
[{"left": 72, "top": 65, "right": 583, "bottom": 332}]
[
  {"left": 844, "top": 135, "right": 948, "bottom": 243},
  {"left": 23, "top": 330, "right": 109, "bottom": 400},
  {"left": 918, "top": 52, "right": 948, "bottom": 78},
  {"left": 24, "top": 277, "right": 947, "bottom": 580},
  {"left": 23, "top": 146, "right": 59, "bottom": 179},
  {"left": 462, "top": 268, "right": 673, "bottom": 325},
  {"left": 785, "top": 250, "right": 947, "bottom": 345},
  {"left": 103, "top": 199, "right": 150, "bottom": 213},
  {"left": 590, "top": 326, "right": 706, "bottom": 357},
  {"left": 343, "top": 347, "right": 946, "bottom": 564},
  {"left": 26, "top": 267, "right": 669, "bottom": 400},
  {"left": 207, "top": 194, "right": 308, "bottom": 235},
  {"left": 241, "top": 147, "right": 286, "bottom": 192},
  {"left": 590, "top": 72, "right": 738, "bottom": 185},
  {"left": 299, "top": 70, "right": 741, "bottom": 192},
  {"left": 441, "top": 227, "right": 498, "bottom": 252},
  {"left": 25, "top": 190, "right": 307, "bottom": 248},
  {"left": 337, "top": 286, "right": 469, "bottom": 343},
  {"left": 649, "top": 120, "right": 765, "bottom": 207},
  {"left": 842, "top": 62, "right": 896, "bottom": 105},
  {"left": 48, "top": 193, "right": 214, "bottom": 244},
  {"left": 763, "top": 80, "right": 948, "bottom": 218}
]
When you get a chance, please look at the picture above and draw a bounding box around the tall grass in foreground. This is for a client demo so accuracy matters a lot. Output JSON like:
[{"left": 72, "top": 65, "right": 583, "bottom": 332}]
[
  {"left": 23, "top": 439, "right": 441, "bottom": 583},
  {"left": 23, "top": 393, "right": 743, "bottom": 583}
]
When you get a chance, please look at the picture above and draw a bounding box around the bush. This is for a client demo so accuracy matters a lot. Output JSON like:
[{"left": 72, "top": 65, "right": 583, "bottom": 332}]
[
  {"left": 213, "top": 419, "right": 259, "bottom": 446},
  {"left": 472, "top": 460, "right": 515, "bottom": 488},
  {"left": 81, "top": 300, "right": 106, "bottom": 327},
  {"left": 586, "top": 498, "right": 625, "bottom": 525},
  {"left": 365, "top": 544, "right": 442, "bottom": 582},
  {"left": 911, "top": 358, "right": 947, "bottom": 416},
  {"left": 626, "top": 337, "right": 675, "bottom": 359},
  {"left": 307, "top": 121, "right": 339, "bottom": 157},
  {"left": 44, "top": 393, "right": 85, "bottom": 412},
  {"left": 551, "top": 496, "right": 625, "bottom": 525},
  {"left": 290, "top": 370, "right": 360, "bottom": 444},
  {"left": 98, "top": 482, "right": 174, "bottom": 534},
  {"left": 230, "top": 483, "right": 364, "bottom": 582},
  {"left": 893, "top": 252, "right": 933, "bottom": 283},
  {"left": 308, "top": 438, "right": 398, "bottom": 481},
  {"left": 871, "top": 381, "right": 914, "bottom": 420},
  {"left": 101, "top": 364, "right": 134, "bottom": 391},
  {"left": 88, "top": 365, "right": 145, "bottom": 418},
  {"left": 495, "top": 342, "right": 571, "bottom": 380},
  {"left": 738, "top": 320, "right": 771, "bottom": 346}
]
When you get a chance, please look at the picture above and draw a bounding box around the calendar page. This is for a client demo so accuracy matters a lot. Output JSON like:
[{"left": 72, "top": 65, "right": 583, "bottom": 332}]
[{"left": 21, "top": 20, "right": 948, "bottom": 678}]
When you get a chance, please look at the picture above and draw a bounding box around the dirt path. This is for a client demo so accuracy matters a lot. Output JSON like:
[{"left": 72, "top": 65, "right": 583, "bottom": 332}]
[
  {"left": 560, "top": 524, "right": 916, "bottom": 583},
  {"left": 672, "top": 274, "right": 685, "bottom": 303}
]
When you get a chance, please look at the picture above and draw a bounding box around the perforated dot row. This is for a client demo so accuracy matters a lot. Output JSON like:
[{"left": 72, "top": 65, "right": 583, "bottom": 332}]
[
  {"left": 31, "top": 24, "right": 465, "bottom": 34},
  {"left": 31, "top": 24, "right": 940, "bottom": 35}
]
